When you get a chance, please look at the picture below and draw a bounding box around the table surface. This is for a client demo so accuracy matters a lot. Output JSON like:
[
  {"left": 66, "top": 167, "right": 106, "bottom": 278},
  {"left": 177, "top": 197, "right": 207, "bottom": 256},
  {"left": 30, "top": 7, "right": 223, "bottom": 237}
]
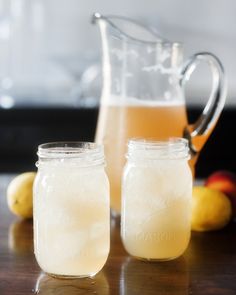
[{"left": 0, "top": 174, "right": 236, "bottom": 295}]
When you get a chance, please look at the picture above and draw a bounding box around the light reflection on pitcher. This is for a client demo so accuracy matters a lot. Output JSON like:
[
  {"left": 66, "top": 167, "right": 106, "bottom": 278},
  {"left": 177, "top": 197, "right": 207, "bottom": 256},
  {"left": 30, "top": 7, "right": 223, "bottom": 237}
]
[{"left": 93, "top": 13, "right": 227, "bottom": 215}]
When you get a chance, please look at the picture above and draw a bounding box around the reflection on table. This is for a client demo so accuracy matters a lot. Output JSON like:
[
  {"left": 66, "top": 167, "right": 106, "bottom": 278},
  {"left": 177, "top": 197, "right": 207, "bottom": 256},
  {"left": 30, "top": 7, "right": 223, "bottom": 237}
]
[{"left": 120, "top": 256, "right": 189, "bottom": 295}]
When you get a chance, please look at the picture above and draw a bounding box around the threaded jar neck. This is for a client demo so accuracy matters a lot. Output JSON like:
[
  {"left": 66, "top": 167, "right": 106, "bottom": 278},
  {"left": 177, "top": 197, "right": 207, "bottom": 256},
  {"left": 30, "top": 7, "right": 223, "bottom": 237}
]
[
  {"left": 37, "top": 142, "right": 105, "bottom": 167},
  {"left": 127, "top": 138, "right": 190, "bottom": 161}
]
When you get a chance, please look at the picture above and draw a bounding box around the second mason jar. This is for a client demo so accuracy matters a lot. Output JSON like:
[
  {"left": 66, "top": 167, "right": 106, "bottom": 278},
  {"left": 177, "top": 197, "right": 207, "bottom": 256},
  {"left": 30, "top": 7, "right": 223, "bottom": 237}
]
[
  {"left": 33, "top": 142, "right": 110, "bottom": 278},
  {"left": 121, "top": 138, "right": 192, "bottom": 261}
]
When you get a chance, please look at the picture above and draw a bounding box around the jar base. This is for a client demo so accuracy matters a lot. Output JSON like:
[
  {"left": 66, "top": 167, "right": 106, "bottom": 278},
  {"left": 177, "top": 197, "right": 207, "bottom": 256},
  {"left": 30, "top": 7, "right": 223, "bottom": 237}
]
[
  {"left": 133, "top": 255, "right": 181, "bottom": 262},
  {"left": 45, "top": 272, "right": 96, "bottom": 279}
]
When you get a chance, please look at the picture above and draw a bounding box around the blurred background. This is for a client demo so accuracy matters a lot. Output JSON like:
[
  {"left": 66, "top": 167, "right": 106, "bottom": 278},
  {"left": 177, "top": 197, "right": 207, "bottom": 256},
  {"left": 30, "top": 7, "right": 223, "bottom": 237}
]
[{"left": 0, "top": 0, "right": 234, "bottom": 176}]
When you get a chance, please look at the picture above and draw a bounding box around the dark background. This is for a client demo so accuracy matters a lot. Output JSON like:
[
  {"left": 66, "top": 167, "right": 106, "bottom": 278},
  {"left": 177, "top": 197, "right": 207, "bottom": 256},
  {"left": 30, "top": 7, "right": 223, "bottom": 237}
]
[{"left": 0, "top": 106, "right": 234, "bottom": 178}]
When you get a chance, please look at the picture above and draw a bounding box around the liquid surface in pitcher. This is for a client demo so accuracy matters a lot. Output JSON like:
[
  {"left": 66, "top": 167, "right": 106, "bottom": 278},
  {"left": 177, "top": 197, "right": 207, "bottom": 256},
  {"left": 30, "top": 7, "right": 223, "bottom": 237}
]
[{"left": 95, "top": 95, "right": 188, "bottom": 213}]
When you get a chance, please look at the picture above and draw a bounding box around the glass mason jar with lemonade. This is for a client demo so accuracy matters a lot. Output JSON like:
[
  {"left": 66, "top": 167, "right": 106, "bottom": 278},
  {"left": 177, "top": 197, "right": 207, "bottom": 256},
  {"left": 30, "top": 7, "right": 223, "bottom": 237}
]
[
  {"left": 33, "top": 142, "right": 110, "bottom": 278},
  {"left": 121, "top": 138, "right": 192, "bottom": 260}
]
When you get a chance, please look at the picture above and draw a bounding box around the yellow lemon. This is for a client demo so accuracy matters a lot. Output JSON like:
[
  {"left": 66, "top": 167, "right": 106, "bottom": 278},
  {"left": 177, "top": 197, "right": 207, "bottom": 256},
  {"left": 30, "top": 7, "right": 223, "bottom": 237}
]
[
  {"left": 191, "top": 186, "right": 232, "bottom": 232},
  {"left": 7, "top": 172, "right": 36, "bottom": 219}
]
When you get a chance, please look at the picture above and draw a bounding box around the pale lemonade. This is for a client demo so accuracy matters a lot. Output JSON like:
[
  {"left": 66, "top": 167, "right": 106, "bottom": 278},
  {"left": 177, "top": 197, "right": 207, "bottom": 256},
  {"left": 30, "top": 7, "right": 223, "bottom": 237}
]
[
  {"left": 34, "top": 155, "right": 110, "bottom": 277},
  {"left": 96, "top": 100, "right": 188, "bottom": 213},
  {"left": 121, "top": 144, "right": 192, "bottom": 260}
]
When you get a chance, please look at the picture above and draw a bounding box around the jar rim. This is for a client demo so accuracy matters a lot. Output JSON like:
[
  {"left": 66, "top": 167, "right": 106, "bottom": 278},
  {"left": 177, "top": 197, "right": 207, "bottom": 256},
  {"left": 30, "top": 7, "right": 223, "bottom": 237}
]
[
  {"left": 37, "top": 142, "right": 105, "bottom": 165},
  {"left": 127, "top": 137, "right": 190, "bottom": 160},
  {"left": 38, "top": 141, "right": 101, "bottom": 155}
]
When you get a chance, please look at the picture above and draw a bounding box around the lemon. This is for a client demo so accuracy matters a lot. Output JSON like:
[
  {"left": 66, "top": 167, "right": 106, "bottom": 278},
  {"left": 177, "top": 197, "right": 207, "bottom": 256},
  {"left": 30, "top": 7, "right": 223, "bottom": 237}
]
[
  {"left": 191, "top": 186, "right": 232, "bottom": 232},
  {"left": 7, "top": 172, "right": 36, "bottom": 219}
]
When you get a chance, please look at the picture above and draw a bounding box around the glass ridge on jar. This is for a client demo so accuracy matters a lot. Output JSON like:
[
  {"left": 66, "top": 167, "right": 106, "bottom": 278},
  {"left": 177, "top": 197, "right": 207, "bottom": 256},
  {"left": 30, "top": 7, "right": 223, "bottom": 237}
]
[
  {"left": 33, "top": 142, "right": 110, "bottom": 278},
  {"left": 121, "top": 138, "right": 192, "bottom": 261}
]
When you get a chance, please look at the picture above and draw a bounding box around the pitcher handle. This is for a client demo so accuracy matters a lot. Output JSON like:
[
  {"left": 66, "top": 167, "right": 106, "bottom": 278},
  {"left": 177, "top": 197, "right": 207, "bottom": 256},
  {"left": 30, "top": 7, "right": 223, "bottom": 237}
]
[{"left": 180, "top": 52, "right": 227, "bottom": 156}]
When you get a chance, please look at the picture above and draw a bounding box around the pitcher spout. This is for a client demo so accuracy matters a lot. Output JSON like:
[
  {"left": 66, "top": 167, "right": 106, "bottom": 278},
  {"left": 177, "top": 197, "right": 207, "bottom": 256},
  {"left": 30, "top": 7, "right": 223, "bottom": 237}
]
[
  {"left": 92, "top": 12, "right": 167, "bottom": 43},
  {"left": 91, "top": 12, "right": 103, "bottom": 24}
]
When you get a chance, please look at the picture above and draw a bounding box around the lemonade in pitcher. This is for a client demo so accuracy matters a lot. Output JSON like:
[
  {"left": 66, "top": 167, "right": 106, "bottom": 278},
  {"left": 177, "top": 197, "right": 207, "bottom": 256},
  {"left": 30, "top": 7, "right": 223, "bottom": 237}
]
[
  {"left": 93, "top": 13, "right": 226, "bottom": 215},
  {"left": 96, "top": 97, "right": 187, "bottom": 212}
]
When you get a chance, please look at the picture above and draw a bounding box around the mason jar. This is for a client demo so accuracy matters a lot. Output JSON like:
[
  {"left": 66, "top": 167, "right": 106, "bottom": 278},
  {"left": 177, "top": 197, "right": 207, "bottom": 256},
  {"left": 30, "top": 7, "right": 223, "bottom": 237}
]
[
  {"left": 121, "top": 138, "right": 192, "bottom": 261},
  {"left": 33, "top": 142, "right": 110, "bottom": 278}
]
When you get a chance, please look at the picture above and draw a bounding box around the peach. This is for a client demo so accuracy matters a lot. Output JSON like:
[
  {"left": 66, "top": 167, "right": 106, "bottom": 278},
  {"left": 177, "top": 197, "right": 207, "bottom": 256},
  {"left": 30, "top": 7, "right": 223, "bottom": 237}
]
[{"left": 205, "top": 170, "right": 236, "bottom": 219}]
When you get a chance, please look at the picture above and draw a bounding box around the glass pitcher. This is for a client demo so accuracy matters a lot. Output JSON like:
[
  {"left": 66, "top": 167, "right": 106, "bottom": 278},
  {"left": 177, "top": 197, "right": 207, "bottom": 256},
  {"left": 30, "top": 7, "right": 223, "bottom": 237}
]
[{"left": 92, "top": 13, "right": 227, "bottom": 215}]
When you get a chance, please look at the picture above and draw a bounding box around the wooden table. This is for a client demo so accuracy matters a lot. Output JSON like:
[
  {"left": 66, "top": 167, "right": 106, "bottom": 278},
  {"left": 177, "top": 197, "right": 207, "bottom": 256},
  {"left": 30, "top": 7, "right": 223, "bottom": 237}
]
[{"left": 0, "top": 175, "right": 236, "bottom": 295}]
